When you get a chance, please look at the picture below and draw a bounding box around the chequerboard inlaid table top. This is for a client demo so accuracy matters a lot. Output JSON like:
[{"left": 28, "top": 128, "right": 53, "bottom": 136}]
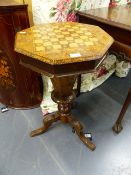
[{"left": 15, "top": 22, "right": 113, "bottom": 65}]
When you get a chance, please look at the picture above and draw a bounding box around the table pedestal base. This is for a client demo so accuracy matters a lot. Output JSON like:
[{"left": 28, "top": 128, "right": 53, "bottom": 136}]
[
  {"left": 30, "top": 76, "right": 96, "bottom": 151},
  {"left": 30, "top": 112, "right": 96, "bottom": 151}
]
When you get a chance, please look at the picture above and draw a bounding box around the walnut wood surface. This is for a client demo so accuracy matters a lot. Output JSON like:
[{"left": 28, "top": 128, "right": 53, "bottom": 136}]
[
  {"left": 19, "top": 53, "right": 100, "bottom": 77},
  {"left": 113, "top": 88, "right": 131, "bottom": 134},
  {"left": 15, "top": 22, "right": 113, "bottom": 150},
  {"left": 0, "top": 3, "right": 42, "bottom": 108},
  {"left": 15, "top": 22, "right": 113, "bottom": 65},
  {"left": 30, "top": 75, "right": 96, "bottom": 151},
  {"left": 77, "top": 5, "right": 131, "bottom": 134},
  {"left": 77, "top": 4, "right": 131, "bottom": 59},
  {"left": 78, "top": 5, "right": 131, "bottom": 31}
]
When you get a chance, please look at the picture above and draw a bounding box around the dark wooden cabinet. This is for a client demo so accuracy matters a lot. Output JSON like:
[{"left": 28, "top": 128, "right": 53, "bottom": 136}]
[{"left": 0, "top": 1, "right": 42, "bottom": 108}]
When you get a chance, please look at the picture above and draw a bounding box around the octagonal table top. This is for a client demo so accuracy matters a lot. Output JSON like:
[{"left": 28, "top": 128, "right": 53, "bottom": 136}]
[{"left": 15, "top": 22, "right": 114, "bottom": 65}]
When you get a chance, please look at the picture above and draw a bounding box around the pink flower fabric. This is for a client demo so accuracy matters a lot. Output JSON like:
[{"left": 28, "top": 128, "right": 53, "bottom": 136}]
[
  {"left": 66, "top": 12, "right": 76, "bottom": 22},
  {"left": 50, "top": 0, "right": 82, "bottom": 22},
  {"left": 109, "top": 0, "right": 128, "bottom": 7},
  {"left": 57, "top": 0, "right": 66, "bottom": 11}
]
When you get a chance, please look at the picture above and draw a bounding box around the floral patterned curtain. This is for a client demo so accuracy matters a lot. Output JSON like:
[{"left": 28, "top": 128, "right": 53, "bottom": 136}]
[
  {"left": 32, "top": 0, "right": 130, "bottom": 24},
  {"left": 32, "top": 0, "right": 111, "bottom": 24},
  {"left": 110, "top": 0, "right": 131, "bottom": 7}
]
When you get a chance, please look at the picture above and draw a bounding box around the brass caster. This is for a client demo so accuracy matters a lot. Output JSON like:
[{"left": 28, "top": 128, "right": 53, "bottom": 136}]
[{"left": 112, "top": 123, "right": 123, "bottom": 134}]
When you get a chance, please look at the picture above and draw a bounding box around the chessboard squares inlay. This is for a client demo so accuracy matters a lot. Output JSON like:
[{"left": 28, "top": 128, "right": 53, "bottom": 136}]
[
  {"left": 53, "top": 45, "right": 62, "bottom": 49},
  {"left": 33, "top": 39, "right": 43, "bottom": 44},
  {"left": 41, "top": 36, "right": 50, "bottom": 40},
  {"left": 69, "top": 43, "right": 78, "bottom": 48},
  {"left": 75, "top": 39, "right": 83, "bottom": 44},
  {"left": 85, "top": 41, "right": 94, "bottom": 46},
  {"left": 35, "top": 46, "right": 45, "bottom": 52},
  {"left": 51, "top": 38, "right": 59, "bottom": 42},
  {"left": 62, "top": 31, "right": 70, "bottom": 35},
  {"left": 43, "top": 42, "right": 52, "bottom": 46},
  {"left": 57, "top": 35, "right": 65, "bottom": 39},
  {"left": 59, "top": 41, "right": 69, "bottom": 45},
  {"left": 66, "top": 37, "right": 74, "bottom": 41},
  {"left": 79, "top": 36, "right": 88, "bottom": 40},
  {"left": 34, "top": 34, "right": 41, "bottom": 38}
]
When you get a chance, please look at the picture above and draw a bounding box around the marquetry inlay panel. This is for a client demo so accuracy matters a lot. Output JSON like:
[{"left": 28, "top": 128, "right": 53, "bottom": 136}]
[
  {"left": 15, "top": 22, "right": 114, "bottom": 65},
  {"left": 0, "top": 51, "right": 16, "bottom": 89}
]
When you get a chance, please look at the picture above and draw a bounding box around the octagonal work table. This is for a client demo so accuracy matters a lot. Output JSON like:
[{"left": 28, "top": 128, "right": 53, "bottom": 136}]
[{"left": 15, "top": 22, "right": 114, "bottom": 151}]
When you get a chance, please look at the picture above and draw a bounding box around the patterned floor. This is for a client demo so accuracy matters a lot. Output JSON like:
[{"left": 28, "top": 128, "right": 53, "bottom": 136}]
[{"left": 0, "top": 71, "right": 131, "bottom": 175}]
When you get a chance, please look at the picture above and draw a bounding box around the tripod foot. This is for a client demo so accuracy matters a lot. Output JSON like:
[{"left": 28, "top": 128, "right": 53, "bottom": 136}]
[
  {"left": 69, "top": 116, "right": 96, "bottom": 151},
  {"left": 30, "top": 113, "right": 60, "bottom": 137}
]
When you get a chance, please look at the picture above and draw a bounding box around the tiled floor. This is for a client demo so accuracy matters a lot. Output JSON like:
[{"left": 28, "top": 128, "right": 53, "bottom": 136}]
[{"left": 0, "top": 72, "right": 131, "bottom": 175}]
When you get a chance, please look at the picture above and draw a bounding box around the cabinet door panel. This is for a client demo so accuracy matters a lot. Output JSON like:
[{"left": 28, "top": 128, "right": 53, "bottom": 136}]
[{"left": 0, "top": 5, "right": 42, "bottom": 108}]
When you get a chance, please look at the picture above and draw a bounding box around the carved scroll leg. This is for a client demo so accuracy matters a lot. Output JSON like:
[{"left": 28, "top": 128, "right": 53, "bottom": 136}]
[
  {"left": 112, "top": 89, "right": 131, "bottom": 134},
  {"left": 30, "top": 113, "right": 60, "bottom": 137},
  {"left": 68, "top": 116, "right": 96, "bottom": 151}
]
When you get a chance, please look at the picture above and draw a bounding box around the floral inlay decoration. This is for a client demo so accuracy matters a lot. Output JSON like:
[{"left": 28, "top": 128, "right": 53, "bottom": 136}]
[{"left": 0, "top": 52, "right": 15, "bottom": 89}]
